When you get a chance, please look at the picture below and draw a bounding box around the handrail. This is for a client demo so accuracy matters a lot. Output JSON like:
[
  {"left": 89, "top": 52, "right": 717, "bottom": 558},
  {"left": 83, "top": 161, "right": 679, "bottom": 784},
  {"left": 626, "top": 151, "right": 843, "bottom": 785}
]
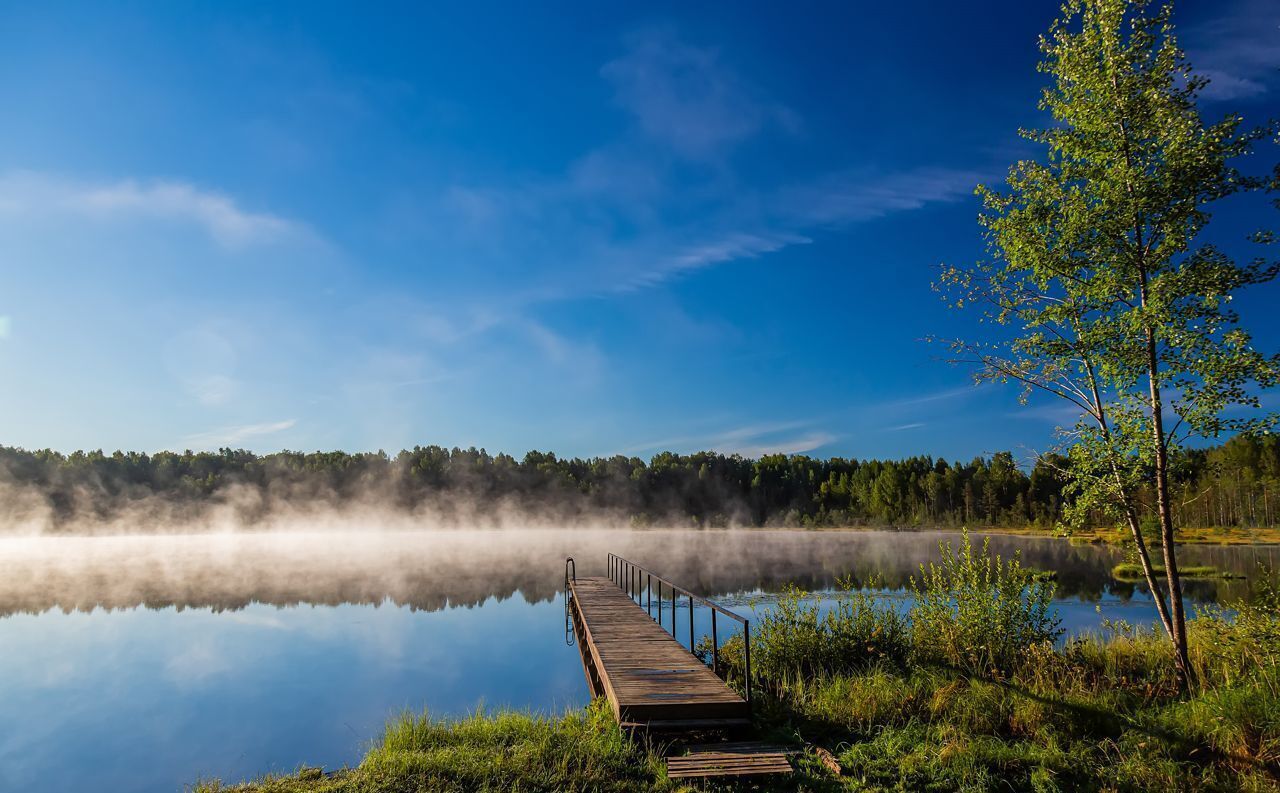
[
  {"left": 606, "top": 552, "right": 752, "bottom": 710},
  {"left": 563, "top": 557, "right": 577, "bottom": 647}
]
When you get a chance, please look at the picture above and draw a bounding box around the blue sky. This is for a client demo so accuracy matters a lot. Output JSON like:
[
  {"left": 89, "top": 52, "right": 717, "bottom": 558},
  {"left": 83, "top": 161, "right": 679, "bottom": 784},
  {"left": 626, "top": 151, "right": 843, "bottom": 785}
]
[{"left": 1, "top": 0, "right": 1277, "bottom": 462}]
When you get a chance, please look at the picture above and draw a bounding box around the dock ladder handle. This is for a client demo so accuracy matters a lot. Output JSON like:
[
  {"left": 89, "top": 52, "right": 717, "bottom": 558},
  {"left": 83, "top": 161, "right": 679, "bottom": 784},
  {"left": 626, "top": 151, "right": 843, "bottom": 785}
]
[
  {"left": 605, "top": 553, "right": 751, "bottom": 714},
  {"left": 564, "top": 557, "right": 577, "bottom": 646}
]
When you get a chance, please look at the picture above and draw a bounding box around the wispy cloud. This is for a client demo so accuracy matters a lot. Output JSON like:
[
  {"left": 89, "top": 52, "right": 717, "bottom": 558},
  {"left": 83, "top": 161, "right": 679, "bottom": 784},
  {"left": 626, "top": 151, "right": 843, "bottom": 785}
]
[
  {"left": 602, "top": 28, "right": 799, "bottom": 160},
  {"left": 623, "top": 420, "right": 834, "bottom": 458},
  {"left": 1187, "top": 0, "right": 1280, "bottom": 101},
  {"left": 182, "top": 419, "right": 297, "bottom": 450},
  {"left": 163, "top": 328, "right": 241, "bottom": 407},
  {"left": 883, "top": 383, "right": 987, "bottom": 408},
  {"left": 886, "top": 422, "right": 925, "bottom": 431},
  {"left": 1197, "top": 70, "right": 1267, "bottom": 101},
  {"left": 0, "top": 172, "right": 307, "bottom": 248},
  {"left": 779, "top": 167, "right": 983, "bottom": 227},
  {"left": 616, "top": 231, "right": 810, "bottom": 292},
  {"left": 1009, "top": 403, "right": 1086, "bottom": 426},
  {"left": 715, "top": 431, "right": 836, "bottom": 458},
  {"left": 406, "top": 30, "right": 989, "bottom": 305}
]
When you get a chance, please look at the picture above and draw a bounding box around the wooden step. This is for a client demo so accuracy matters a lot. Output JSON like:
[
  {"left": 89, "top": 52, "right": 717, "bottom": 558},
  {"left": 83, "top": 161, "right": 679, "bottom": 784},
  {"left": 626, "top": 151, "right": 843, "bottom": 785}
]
[
  {"left": 665, "top": 741, "right": 794, "bottom": 779},
  {"left": 620, "top": 717, "right": 752, "bottom": 731}
]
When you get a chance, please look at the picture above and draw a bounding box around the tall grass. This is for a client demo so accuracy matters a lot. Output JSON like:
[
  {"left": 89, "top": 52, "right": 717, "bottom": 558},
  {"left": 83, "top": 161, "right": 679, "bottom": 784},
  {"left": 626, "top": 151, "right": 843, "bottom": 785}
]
[
  {"left": 748, "top": 578, "right": 909, "bottom": 681},
  {"left": 909, "top": 530, "right": 1062, "bottom": 676},
  {"left": 193, "top": 701, "right": 671, "bottom": 793}
]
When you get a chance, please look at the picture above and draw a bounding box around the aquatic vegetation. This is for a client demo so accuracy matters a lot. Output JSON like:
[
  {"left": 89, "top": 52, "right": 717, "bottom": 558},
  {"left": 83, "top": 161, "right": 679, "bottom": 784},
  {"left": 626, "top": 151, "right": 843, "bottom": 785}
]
[{"left": 1112, "top": 562, "right": 1243, "bottom": 581}]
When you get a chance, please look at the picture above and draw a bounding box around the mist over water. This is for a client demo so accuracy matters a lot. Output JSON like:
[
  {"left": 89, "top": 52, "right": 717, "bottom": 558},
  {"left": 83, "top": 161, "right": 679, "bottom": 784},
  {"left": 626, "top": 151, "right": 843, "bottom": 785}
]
[
  {"left": 1, "top": 527, "right": 1272, "bottom": 617},
  {"left": 2, "top": 527, "right": 1276, "bottom": 793}
]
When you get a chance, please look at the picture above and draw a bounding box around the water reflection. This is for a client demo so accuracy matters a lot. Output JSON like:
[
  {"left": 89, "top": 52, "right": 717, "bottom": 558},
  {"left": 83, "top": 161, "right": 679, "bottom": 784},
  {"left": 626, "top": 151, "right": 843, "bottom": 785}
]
[
  {"left": 1, "top": 529, "right": 1276, "bottom": 793},
  {"left": 1, "top": 529, "right": 1274, "bottom": 617}
]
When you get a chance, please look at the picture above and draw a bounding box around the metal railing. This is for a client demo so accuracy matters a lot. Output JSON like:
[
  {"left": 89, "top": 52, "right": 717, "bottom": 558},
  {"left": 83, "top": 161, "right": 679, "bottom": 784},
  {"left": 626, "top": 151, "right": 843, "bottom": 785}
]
[
  {"left": 564, "top": 557, "right": 577, "bottom": 647},
  {"left": 606, "top": 553, "right": 751, "bottom": 709}
]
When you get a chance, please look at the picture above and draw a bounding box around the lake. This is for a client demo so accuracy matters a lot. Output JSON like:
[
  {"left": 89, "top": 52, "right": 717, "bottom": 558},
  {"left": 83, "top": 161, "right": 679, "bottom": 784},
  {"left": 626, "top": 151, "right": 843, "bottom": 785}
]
[{"left": 1, "top": 528, "right": 1276, "bottom": 793}]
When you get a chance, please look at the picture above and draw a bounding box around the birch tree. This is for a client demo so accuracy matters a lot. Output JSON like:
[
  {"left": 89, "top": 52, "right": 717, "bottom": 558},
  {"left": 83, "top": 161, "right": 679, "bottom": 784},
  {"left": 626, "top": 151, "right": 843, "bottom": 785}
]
[{"left": 939, "top": 0, "right": 1279, "bottom": 687}]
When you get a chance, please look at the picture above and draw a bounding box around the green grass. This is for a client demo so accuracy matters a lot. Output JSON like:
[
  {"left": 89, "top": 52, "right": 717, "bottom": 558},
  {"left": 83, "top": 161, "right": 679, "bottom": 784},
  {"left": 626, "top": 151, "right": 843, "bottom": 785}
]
[
  {"left": 193, "top": 702, "right": 678, "bottom": 793},
  {"left": 1112, "top": 563, "right": 1244, "bottom": 581}
]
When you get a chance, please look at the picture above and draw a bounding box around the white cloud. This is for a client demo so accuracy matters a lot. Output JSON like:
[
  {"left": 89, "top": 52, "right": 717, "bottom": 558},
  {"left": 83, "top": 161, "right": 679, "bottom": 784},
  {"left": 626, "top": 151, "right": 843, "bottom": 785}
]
[
  {"left": 0, "top": 171, "right": 306, "bottom": 248},
  {"left": 886, "top": 422, "right": 925, "bottom": 431},
  {"left": 181, "top": 419, "right": 297, "bottom": 450}
]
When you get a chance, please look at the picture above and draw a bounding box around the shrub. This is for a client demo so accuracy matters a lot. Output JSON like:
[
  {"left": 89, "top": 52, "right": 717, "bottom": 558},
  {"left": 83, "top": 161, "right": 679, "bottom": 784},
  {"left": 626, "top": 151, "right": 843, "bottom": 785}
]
[
  {"left": 910, "top": 530, "right": 1063, "bottom": 676},
  {"left": 748, "top": 578, "right": 909, "bottom": 682},
  {"left": 1192, "top": 566, "right": 1280, "bottom": 688}
]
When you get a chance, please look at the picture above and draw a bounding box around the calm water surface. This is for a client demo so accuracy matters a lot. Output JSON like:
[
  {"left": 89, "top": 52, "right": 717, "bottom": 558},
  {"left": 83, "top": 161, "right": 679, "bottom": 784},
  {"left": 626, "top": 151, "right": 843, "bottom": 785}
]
[{"left": 1, "top": 528, "right": 1276, "bottom": 793}]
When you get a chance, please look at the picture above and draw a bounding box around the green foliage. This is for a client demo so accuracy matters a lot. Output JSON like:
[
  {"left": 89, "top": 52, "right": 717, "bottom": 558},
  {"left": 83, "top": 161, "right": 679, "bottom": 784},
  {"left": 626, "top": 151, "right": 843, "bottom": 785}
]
[
  {"left": 1191, "top": 567, "right": 1280, "bottom": 686},
  {"left": 938, "top": 0, "right": 1280, "bottom": 682},
  {"left": 770, "top": 607, "right": 1280, "bottom": 791},
  {"left": 909, "top": 532, "right": 1063, "bottom": 676},
  {"left": 748, "top": 579, "right": 910, "bottom": 681},
  {"left": 939, "top": 0, "right": 1280, "bottom": 475}
]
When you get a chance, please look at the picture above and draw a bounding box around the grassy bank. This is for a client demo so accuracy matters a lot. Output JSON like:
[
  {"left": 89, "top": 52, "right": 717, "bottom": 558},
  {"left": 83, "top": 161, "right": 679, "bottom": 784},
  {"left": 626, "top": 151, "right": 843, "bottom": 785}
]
[
  {"left": 193, "top": 703, "right": 673, "bottom": 793},
  {"left": 200, "top": 536, "right": 1280, "bottom": 792},
  {"left": 803, "top": 523, "right": 1280, "bottom": 546},
  {"left": 1061, "top": 525, "right": 1280, "bottom": 546},
  {"left": 1111, "top": 562, "right": 1246, "bottom": 581}
]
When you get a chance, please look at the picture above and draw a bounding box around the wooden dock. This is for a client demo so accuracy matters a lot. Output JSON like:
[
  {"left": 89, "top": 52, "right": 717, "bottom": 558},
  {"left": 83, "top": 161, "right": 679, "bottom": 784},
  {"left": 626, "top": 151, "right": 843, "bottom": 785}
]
[
  {"left": 565, "top": 556, "right": 791, "bottom": 780},
  {"left": 567, "top": 576, "right": 749, "bottom": 728}
]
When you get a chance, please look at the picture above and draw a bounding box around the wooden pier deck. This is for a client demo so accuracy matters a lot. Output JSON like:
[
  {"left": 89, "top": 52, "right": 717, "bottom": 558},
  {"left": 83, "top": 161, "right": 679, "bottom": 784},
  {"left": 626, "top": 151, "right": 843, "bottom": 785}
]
[
  {"left": 565, "top": 557, "right": 791, "bottom": 780},
  {"left": 567, "top": 576, "right": 749, "bottom": 728}
]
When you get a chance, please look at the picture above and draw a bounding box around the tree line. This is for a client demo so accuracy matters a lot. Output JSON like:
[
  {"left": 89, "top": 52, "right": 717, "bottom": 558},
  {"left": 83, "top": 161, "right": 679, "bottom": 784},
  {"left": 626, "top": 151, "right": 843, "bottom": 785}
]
[{"left": 1, "top": 435, "right": 1276, "bottom": 532}]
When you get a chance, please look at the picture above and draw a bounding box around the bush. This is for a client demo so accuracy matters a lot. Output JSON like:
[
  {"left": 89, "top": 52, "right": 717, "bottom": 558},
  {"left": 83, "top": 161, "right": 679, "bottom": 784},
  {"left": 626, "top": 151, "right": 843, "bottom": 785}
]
[
  {"left": 910, "top": 530, "right": 1063, "bottom": 676},
  {"left": 748, "top": 578, "right": 910, "bottom": 682},
  {"left": 1192, "top": 566, "right": 1280, "bottom": 687}
]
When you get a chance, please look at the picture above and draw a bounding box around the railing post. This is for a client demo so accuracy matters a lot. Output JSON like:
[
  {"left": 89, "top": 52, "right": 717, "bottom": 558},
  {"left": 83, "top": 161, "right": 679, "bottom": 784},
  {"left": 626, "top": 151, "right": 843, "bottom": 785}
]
[
  {"left": 655, "top": 580, "right": 661, "bottom": 626},
  {"left": 647, "top": 573, "right": 652, "bottom": 616},
  {"left": 688, "top": 594, "right": 694, "bottom": 651},
  {"left": 744, "top": 621, "right": 752, "bottom": 714},
  {"left": 711, "top": 608, "right": 718, "bottom": 676}
]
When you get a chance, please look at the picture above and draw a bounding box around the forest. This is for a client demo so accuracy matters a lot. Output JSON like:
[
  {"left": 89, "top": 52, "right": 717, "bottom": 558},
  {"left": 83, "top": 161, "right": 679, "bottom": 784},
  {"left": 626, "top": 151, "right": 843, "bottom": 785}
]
[{"left": 1, "top": 434, "right": 1277, "bottom": 532}]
